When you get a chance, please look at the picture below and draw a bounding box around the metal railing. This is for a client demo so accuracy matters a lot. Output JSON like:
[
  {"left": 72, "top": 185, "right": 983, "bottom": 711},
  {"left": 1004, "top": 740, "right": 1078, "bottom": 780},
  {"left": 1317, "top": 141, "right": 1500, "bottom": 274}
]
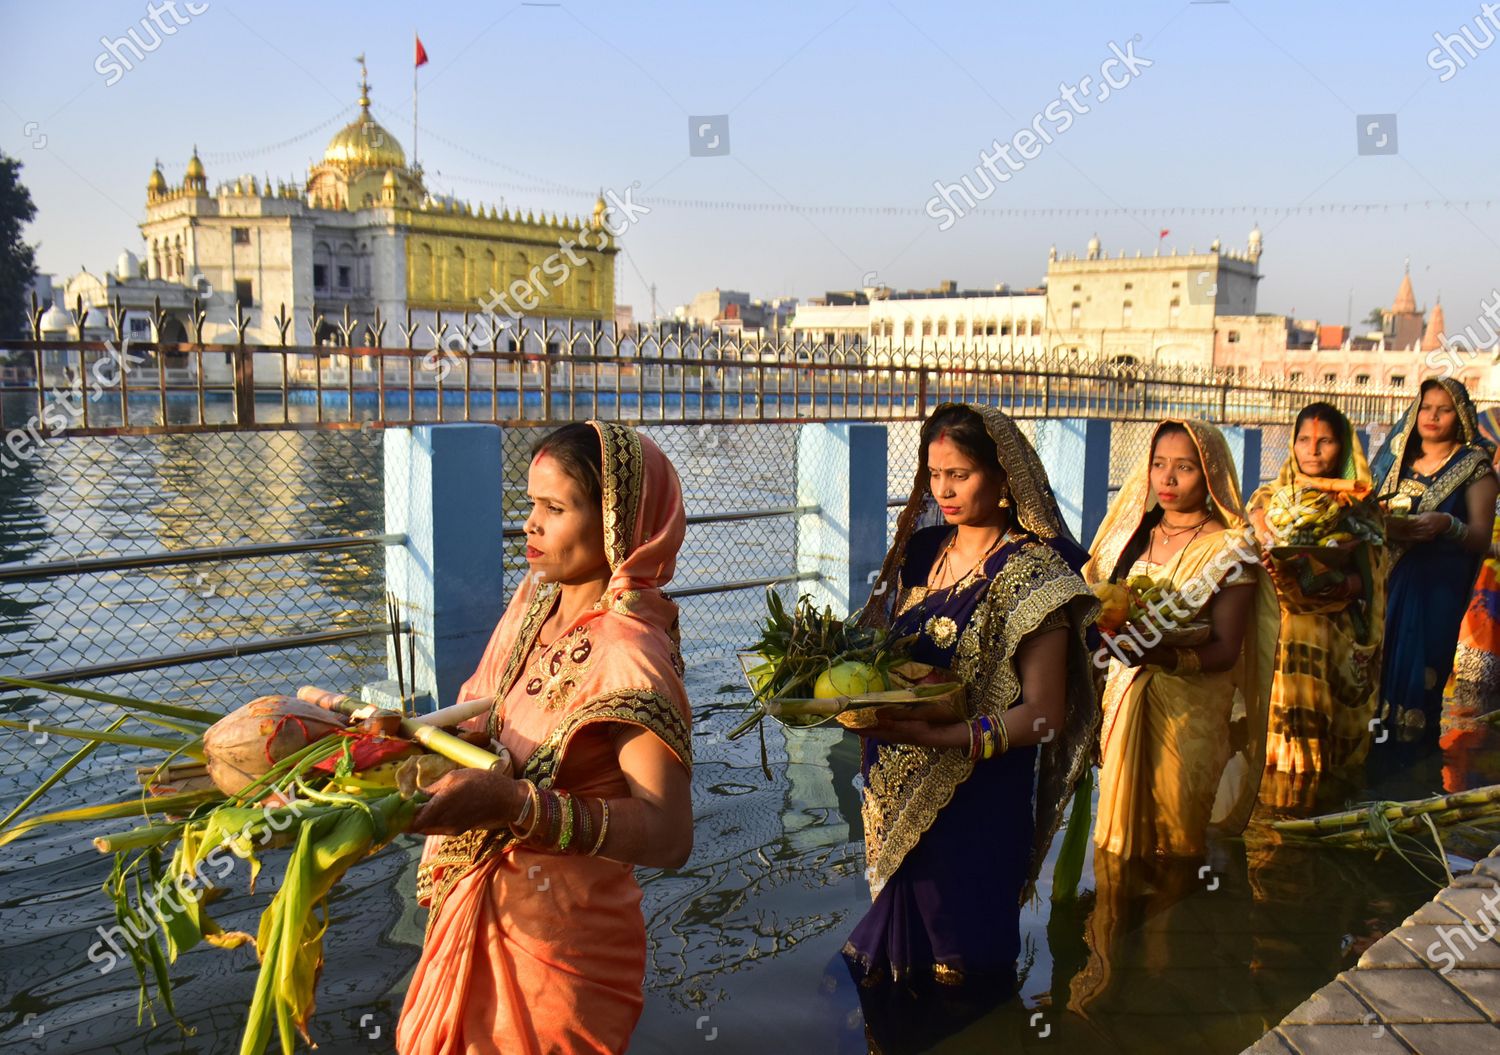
[{"left": 0, "top": 319, "right": 1412, "bottom": 438}]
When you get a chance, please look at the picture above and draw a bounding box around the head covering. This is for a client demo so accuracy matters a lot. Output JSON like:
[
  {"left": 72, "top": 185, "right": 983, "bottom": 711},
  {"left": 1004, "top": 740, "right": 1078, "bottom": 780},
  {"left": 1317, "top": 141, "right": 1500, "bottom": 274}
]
[
  {"left": 1084, "top": 419, "right": 1247, "bottom": 585},
  {"left": 866, "top": 402, "right": 1076, "bottom": 624},
  {"left": 863, "top": 402, "right": 1099, "bottom": 904},
  {"left": 1248, "top": 403, "right": 1374, "bottom": 513},
  {"left": 1370, "top": 376, "right": 1491, "bottom": 495},
  {"left": 591, "top": 420, "right": 687, "bottom": 643},
  {"left": 461, "top": 420, "right": 691, "bottom": 755},
  {"left": 1477, "top": 406, "right": 1500, "bottom": 451}
]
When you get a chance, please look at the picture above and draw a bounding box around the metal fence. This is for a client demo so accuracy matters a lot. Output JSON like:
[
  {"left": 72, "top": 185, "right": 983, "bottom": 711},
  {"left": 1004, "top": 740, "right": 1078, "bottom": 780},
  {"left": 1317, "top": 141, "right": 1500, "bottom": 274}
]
[
  {"left": 0, "top": 323, "right": 1417, "bottom": 781},
  {"left": 0, "top": 320, "right": 1410, "bottom": 436}
]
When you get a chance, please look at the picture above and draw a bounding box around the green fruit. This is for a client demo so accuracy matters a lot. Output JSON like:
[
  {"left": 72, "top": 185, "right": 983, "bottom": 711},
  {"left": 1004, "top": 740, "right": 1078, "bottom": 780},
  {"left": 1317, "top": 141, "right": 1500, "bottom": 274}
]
[{"left": 815, "top": 661, "right": 886, "bottom": 699}]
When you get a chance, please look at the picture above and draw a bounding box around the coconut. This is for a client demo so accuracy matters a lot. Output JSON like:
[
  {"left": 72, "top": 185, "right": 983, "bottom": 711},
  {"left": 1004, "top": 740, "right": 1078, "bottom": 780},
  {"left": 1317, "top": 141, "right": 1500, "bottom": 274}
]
[{"left": 202, "top": 695, "right": 348, "bottom": 795}]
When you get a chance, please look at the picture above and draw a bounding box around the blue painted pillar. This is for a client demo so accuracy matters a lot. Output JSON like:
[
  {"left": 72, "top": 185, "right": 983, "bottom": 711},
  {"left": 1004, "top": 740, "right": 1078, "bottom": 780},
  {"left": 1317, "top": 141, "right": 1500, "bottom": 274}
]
[
  {"left": 796, "top": 423, "right": 889, "bottom": 617},
  {"left": 1221, "top": 426, "right": 1264, "bottom": 501},
  {"left": 1033, "top": 418, "right": 1111, "bottom": 544},
  {"left": 382, "top": 424, "right": 506, "bottom": 712}
]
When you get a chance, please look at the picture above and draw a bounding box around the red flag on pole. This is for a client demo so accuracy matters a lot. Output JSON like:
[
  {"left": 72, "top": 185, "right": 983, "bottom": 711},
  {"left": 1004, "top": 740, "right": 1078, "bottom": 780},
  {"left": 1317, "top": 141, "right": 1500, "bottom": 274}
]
[
  {"left": 1159, "top": 228, "right": 1170, "bottom": 239},
  {"left": 415, "top": 35, "right": 429, "bottom": 67}
]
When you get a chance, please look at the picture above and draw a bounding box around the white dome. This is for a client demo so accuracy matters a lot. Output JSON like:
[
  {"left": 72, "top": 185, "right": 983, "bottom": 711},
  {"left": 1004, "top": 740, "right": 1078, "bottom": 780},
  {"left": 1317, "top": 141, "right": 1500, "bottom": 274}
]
[
  {"left": 116, "top": 250, "right": 140, "bottom": 280},
  {"left": 39, "top": 304, "right": 72, "bottom": 337}
]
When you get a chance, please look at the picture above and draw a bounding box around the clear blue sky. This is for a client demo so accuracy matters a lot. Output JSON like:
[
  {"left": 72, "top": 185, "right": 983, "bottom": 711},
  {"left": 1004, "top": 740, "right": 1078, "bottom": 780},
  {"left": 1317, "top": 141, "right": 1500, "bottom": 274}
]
[{"left": 4, "top": 0, "right": 1499, "bottom": 333}]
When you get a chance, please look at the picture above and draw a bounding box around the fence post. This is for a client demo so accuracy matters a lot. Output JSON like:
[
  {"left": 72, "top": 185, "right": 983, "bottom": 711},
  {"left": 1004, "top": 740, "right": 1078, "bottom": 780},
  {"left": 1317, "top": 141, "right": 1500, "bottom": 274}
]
[
  {"left": 233, "top": 343, "right": 256, "bottom": 425},
  {"left": 381, "top": 424, "right": 506, "bottom": 712},
  {"left": 1033, "top": 418, "right": 1111, "bottom": 543},
  {"left": 797, "top": 422, "right": 888, "bottom": 618},
  {"left": 1220, "top": 425, "right": 1264, "bottom": 499}
]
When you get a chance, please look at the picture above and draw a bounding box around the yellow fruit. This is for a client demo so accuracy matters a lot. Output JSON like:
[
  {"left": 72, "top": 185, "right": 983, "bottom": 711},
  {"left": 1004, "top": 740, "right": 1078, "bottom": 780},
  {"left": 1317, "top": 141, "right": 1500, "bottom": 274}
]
[
  {"left": 1091, "top": 582, "right": 1130, "bottom": 632},
  {"left": 814, "top": 661, "right": 886, "bottom": 699}
]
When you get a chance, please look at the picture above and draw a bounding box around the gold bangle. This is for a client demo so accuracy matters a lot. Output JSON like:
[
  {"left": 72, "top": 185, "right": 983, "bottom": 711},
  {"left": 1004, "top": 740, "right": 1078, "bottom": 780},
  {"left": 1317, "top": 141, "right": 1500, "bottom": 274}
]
[
  {"left": 1173, "top": 648, "right": 1202, "bottom": 675},
  {"left": 996, "top": 715, "right": 1010, "bottom": 755},
  {"left": 589, "top": 799, "right": 611, "bottom": 857},
  {"left": 509, "top": 779, "right": 541, "bottom": 840}
]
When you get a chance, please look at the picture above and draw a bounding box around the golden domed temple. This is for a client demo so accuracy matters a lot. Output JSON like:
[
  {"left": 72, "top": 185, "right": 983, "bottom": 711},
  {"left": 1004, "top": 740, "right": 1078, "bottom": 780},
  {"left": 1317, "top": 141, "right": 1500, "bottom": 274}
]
[{"left": 85, "top": 58, "right": 617, "bottom": 347}]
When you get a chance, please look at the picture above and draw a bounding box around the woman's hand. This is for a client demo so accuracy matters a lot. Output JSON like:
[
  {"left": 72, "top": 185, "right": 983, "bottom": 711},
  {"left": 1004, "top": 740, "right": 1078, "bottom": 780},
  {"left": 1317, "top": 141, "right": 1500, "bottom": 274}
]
[
  {"left": 1405, "top": 511, "right": 1449, "bottom": 543},
  {"left": 849, "top": 714, "right": 968, "bottom": 749},
  {"left": 408, "top": 768, "right": 524, "bottom": 836}
]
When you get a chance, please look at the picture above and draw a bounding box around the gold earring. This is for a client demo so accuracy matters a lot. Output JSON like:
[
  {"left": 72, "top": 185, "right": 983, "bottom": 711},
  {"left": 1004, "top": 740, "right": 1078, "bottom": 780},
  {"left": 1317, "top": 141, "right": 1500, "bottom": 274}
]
[{"left": 997, "top": 488, "right": 1012, "bottom": 509}]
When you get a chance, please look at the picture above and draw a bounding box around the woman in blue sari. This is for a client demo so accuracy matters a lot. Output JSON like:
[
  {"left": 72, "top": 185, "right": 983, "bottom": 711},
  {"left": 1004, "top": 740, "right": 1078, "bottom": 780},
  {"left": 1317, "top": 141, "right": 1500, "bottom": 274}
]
[
  {"left": 1371, "top": 377, "right": 1497, "bottom": 750},
  {"left": 841, "top": 403, "right": 1099, "bottom": 1049}
]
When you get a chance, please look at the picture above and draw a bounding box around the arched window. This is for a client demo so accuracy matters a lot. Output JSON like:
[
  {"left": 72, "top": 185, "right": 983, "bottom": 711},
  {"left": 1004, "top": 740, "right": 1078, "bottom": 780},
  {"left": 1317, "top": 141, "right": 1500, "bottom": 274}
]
[
  {"left": 1069, "top": 302, "right": 1081, "bottom": 326},
  {"left": 173, "top": 235, "right": 184, "bottom": 278},
  {"left": 954, "top": 319, "right": 966, "bottom": 338},
  {"left": 1168, "top": 298, "right": 1180, "bottom": 324},
  {"left": 1000, "top": 320, "right": 1012, "bottom": 337},
  {"left": 447, "top": 246, "right": 466, "bottom": 302},
  {"left": 483, "top": 249, "right": 498, "bottom": 296},
  {"left": 1122, "top": 300, "right": 1134, "bottom": 325},
  {"left": 903, "top": 320, "right": 914, "bottom": 338},
  {"left": 413, "top": 242, "right": 433, "bottom": 299},
  {"left": 937, "top": 318, "right": 948, "bottom": 336}
]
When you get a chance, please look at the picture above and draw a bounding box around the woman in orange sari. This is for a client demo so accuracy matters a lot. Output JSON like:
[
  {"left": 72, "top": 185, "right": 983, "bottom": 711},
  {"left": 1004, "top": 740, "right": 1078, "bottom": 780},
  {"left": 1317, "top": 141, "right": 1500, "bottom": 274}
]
[{"left": 397, "top": 421, "right": 693, "bottom": 1055}]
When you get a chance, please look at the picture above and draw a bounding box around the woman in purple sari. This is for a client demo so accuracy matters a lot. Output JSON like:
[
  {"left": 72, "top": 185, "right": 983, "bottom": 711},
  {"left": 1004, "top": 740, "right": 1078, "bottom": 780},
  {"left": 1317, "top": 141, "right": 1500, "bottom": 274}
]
[{"left": 841, "top": 404, "right": 1100, "bottom": 1047}]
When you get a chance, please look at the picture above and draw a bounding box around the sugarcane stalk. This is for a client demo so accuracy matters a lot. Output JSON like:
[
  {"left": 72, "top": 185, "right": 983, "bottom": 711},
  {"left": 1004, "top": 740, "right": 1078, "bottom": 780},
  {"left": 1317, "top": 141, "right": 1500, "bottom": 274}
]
[
  {"left": 1273, "top": 784, "right": 1500, "bottom": 838},
  {"left": 1319, "top": 801, "right": 1500, "bottom": 846},
  {"left": 94, "top": 821, "right": 189, "bottom": 854},
  {"left": 295, "top": 687, "right": 508, "bottom": 770}
]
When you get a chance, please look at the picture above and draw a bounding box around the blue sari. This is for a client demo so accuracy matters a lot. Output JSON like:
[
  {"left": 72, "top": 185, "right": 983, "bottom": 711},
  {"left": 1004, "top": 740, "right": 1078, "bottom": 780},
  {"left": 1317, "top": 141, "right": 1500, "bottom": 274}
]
[
  {"left": 1371, "top": 379, "right": 1495, "bottom": 746},
  {"left": 1380, "top": 457, "right": 1488, "bottom": 740},
  {"left": 839, "top": 403, "right": 1100, "bottom": 1051}
]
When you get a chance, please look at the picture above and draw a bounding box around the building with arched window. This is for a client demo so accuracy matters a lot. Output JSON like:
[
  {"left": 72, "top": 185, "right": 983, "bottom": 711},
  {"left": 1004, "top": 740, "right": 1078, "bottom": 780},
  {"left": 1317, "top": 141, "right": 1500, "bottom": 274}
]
[{"left": 68, "top": 60, "right": 617, "bottom": 352}]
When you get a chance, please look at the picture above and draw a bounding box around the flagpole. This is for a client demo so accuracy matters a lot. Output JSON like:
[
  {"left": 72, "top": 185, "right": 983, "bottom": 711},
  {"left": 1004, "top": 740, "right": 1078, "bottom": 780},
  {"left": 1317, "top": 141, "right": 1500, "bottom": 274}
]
[{"left": 413, "top": 39, "right": 419, "bottom": 170}]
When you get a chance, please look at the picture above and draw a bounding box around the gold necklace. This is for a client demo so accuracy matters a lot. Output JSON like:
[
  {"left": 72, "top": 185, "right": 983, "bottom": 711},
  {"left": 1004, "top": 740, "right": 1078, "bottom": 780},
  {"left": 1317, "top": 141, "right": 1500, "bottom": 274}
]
[
  {"left": 1158, "top": 514, "right": 1211, "bottom": 538},
  {"left": 932, "top": 527, "right": 1008, "bottom": 590}
]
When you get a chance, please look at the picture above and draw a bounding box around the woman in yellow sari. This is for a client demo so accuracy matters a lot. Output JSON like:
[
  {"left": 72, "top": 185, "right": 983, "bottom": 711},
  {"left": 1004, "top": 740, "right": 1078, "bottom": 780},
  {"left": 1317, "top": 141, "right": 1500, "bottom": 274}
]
[
  {"left": 1248, "top": 402, "right": 1386, "bottom": 776},
  {"left": 396, "top": 421, "right": 693, "bottom": 1055},
  {"left": 1084, "top": 420, "right": 1278, "bottom": 858}
]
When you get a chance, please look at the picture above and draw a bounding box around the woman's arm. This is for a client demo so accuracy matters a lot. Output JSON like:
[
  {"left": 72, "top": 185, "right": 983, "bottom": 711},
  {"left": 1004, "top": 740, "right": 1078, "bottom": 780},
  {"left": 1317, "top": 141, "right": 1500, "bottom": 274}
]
[
  {"left": 1460, "top": 473, "right": 1500, "bottom": 555},
  {"left": 407, "top": 727, "right": 692, "bottom": 869},
  {"left": 851, "top": 626, "right": 1069, "bottom": 751},
  {"left": 1135, "top": 578, "right": 1254, "bottom": 675},
  {"left": 592, "top": 727, "right": 692, "bottom": 869}
]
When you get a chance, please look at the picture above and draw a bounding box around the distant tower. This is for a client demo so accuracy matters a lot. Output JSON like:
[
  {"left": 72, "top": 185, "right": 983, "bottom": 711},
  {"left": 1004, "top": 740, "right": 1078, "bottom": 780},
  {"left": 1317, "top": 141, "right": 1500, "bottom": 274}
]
[
  {"left": 1422, "top": 297, "right": 1446, "bottom": 352},
  {"left": 1384, "top": 261, "right": 1425, "bottom": 349},
  {"left": 1086, "top": 234, "right": 1102, "bottom": 261},
  {"left": 1246, "top": 223, "right": 1262, "bottom": 264},
  {"left": 183, "top": 146, "right": 207, "bottom": 195}
]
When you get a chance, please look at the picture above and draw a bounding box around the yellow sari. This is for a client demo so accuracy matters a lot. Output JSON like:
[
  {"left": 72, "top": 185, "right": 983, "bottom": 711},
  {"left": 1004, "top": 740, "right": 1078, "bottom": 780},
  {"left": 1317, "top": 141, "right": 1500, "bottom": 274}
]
[
  {"left": 1248, "top": 410, "right": 1386, "bottom": 774},
  {"left": 1084, "top": 420, "right": 1278, "bottom": 858}
]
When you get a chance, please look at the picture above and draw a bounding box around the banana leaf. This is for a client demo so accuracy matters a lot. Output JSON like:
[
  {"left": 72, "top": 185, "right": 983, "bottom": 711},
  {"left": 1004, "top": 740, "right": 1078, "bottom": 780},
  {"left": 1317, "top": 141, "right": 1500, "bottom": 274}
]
[
  {"left": 1050, "top": 767, "right": 1095, "bottom": 903},
  {"left": 0, "top": 717, "right": 126, "bottom": 835},
  {"left": 0, "top": 717, "right": 200, "bottom": 756},
  {"left": 0, "top": 788, "right": 224, "bottom": 849}
]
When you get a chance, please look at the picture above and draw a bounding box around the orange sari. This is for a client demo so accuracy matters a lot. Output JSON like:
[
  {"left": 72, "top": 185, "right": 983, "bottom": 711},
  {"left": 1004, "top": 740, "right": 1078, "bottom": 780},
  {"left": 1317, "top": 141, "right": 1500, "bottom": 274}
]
[{"left": 397, "top": 423, "right": 692, "bottom": 1055}]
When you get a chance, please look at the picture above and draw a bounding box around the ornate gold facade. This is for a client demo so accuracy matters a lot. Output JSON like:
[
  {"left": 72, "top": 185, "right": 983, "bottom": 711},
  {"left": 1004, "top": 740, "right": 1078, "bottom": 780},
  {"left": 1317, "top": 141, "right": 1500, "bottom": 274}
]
[{"left": 401, "top": 209, "right": 614, "bottom": 316}]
